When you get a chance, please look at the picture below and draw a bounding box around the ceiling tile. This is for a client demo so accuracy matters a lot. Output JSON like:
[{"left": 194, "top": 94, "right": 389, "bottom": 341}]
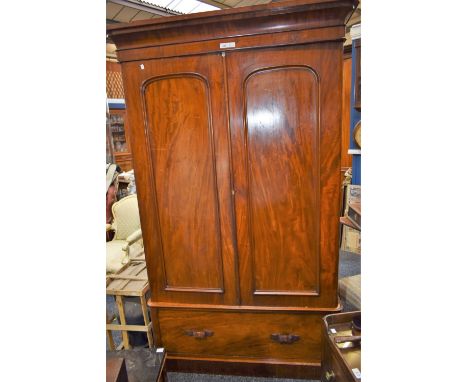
[
  {"left": 232, "top": 0, "right": 257, "bottom": 7},
  {"left": 106, "top": 2, "right": 124, "bottom": 19},
  {"left": 130, "top": 10, "right": 155, "bottom": 21},
  {"left": 114, "top": 7, "right": 140, "bottom": 22},
  {"left": 223, "top": 0, "right": 244, "bottom": 7}
]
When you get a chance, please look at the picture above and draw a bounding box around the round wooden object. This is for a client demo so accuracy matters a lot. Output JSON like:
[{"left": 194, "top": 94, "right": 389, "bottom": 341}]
[{"left": 353, "top": 121, "right": 361, "bottom": 148}]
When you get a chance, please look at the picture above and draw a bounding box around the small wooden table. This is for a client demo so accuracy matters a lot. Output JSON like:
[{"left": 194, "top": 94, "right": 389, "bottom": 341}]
[
  {"left": 106, "top": 259, "right": 153, "bottom": 350},
  {"left": 321, "top": 311, "right": 361, "bottom": 382}
]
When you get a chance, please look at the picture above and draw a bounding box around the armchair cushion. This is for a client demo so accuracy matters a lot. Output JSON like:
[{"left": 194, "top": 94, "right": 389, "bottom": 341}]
[
  {"left": 106, "top": 240, "right": 128, "bottom": 274},
  {"left": 106, "top": 239, "right": 144, "bottom": 273}
]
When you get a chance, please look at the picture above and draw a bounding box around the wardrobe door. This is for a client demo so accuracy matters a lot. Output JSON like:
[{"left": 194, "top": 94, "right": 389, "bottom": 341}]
[
  {"left": 226, "top": 44, "right": 342, "bottom": 308},
  {"left": 121, "top": 53, "right": 237, "bottom": 305}
]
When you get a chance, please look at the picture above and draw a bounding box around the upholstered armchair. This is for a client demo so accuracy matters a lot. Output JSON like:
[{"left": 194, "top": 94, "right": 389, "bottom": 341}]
[{"left": 106, "top": 194, "right": 143, "bottom": 273}]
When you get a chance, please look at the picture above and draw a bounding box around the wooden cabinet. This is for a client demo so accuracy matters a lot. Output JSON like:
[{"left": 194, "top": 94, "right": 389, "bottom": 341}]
[{"left": 108, "top": 0, "right": 357, "bottom": 378}]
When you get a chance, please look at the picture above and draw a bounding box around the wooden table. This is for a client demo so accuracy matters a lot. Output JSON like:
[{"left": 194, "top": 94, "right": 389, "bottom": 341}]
[
  {"left": 321, "top": 311, "right": 361, "bottom": 382},
  {"left": 106, "top": 259, "right": 153, "bottom": 350}
]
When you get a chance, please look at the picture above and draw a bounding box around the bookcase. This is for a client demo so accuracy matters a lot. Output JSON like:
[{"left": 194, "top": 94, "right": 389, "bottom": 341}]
[{"left": 107, "top": 108, "right": 133, "bottom": 171}]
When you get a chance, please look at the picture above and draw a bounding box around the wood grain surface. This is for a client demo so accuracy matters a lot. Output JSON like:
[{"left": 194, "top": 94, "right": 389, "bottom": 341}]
[
  {"left": 227, "top": 44, "right": 342, "bottom": 308},
  {"left": 143, "top": 74, "right": 223, "bottom": 292},
  {"left": 341, "top": 56, "right": 353, "bottom": 175},
  {"left": 244, "top": 66, "right": 319, "bottom": 296},
  {"left": 158, "top": 309, "right": 323, "bottom": 363},
  {"left": 122, "top": 54, "right": 238, "bottom": 306}
]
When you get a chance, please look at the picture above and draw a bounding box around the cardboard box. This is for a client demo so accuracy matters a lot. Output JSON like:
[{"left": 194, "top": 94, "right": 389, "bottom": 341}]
[{"left": 341, "top": 225, "right": 361, "bottom": 254}]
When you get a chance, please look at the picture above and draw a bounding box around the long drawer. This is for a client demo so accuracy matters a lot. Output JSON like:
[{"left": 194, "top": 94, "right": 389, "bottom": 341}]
[{"left": 156, "top": 309, "right": 325, "bottom": 362}]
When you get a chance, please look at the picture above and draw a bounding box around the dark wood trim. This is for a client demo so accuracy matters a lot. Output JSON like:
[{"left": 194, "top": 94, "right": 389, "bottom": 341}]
[
  {"left": 108, "top": 0, "right": 358, "bottom": 35},
  {"left": 166, "top": 355, "right": 321, "bottom": 380},
  {"left": 164, "top": 286, "right": 224, "bottom": 293},
  {"left": 221, "top": 52, "right": 241, "bottom": 307},
  {"left": 148, "top": 299, "right": 343, "bottom": 312},
  {"left": 115, "top": 26, "right": 345, "bottom": 62},
  {"left": 149, "top": 308, "right": 163, "bottom": 348},
  {"left": 253, "top": 289, "right": 319, "bottom": 296},
  {"left": 108, "top": 0, "right": 358, "bottom": 57}
]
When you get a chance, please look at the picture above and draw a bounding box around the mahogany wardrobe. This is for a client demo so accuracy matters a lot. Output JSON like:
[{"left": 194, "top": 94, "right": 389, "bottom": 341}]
[{"left": 108, "top": 0, "right": 357, "bottom": 378}]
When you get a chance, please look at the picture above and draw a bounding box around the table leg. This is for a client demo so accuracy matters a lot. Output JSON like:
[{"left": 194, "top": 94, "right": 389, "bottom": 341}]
[
  {"left": 140, "top": 295, "right": 153, "bottom": 348},
  {"left": 107, "top": 329, "right": 116, "bottom": 351},
  {"left": 116, "top": 295, "right": 131, "bottom": 349}
]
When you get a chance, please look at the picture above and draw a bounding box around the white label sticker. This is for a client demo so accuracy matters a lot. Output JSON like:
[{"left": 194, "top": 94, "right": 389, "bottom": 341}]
[
  {"left": 156, "top": 347, "right": 164, "bottom": 353},
  {"left": 140, "top": 64, "right": 145, "bottom": 70},
  {"left": 352, "top": 368, "right": 361, "bottom": 379},
  {"left": 220, "top": 42, "right": 235, "bottom": 48},
  {"left": 330, "top": 328, "right": 337, "bottom": 334}
]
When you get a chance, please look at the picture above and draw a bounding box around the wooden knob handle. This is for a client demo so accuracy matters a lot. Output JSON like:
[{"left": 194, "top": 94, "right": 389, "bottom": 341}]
[
  {"left": 270, "top": 333, "right": 300, "bottom": 344},
  {"left": 184, "top": 329, "right": 214, "bottom": 339}
]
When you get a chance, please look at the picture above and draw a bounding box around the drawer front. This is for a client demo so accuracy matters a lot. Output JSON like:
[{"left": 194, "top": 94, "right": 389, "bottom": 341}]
[{"left": 157, "top": 309, "right": 324, "bottom": 362}]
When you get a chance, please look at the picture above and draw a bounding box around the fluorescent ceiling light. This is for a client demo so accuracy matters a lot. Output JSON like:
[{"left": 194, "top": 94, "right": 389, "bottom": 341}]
[{"left": 146, "top": 0, "right": 220, "bottom": 13}]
